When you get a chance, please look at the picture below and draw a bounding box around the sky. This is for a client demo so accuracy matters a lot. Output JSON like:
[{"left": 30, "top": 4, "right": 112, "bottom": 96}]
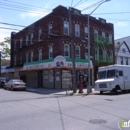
[{"left": 0, "top": 0, "right": 130, "bottom": 42}]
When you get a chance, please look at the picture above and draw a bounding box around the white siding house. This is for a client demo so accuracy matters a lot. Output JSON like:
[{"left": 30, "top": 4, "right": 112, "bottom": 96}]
[{"left": 115, "top": 36, "right": 130, "bottom": 65}]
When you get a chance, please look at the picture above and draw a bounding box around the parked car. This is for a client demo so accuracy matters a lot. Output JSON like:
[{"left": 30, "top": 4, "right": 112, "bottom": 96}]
[
  {"left": 0, "top": 77, "right": 7, "bottom": 88},
  {"left": 4, "top": 79, "right": 26, "bottom": 90}
]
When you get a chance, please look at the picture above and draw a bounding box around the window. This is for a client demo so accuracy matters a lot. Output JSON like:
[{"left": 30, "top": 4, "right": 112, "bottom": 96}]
[
  {"left": 94, "top": 30, "right": 98, "bottom": 40},
  {"left": 63, "top": 21, "right": 69, "bottom": 35},
  {"left": 14, "top": 55, "right": 16, "bottom": 65},
  {"left": 84, "top": 27, "right": 88, "bottom": 39},
  {"left": 121, "top": 57, "right": 123, "bottom": 65},
  {"left": 30, "top": 33, "right": 33, "bottom": 44},
  {"left": 109, "top": 34, "right": 112, "bottom": 44},
  {"left": 122, "top": 48, "right": 126, "bottom": 53},
  {"left": 64, "top": 44, "right": 70, "bottom": 57},
  {"left": 95, "top": 48, "right": 99, "bottom": 60},
  {"left": 26, "top": 53, "right": 28, "bottom": 63},
  {"left": 49, "top": 46, "right": 53, "bottom": 59},
  {"left": 119, "top": 70, "right": 123, "bottom": 76},
  {"left": 102, "top": 32, "right": 105, "bottom": 43},
  {"left": 38, "top": 29, "right": 42, "bottom": 41},
  {"left": 126, "top": 57, "right": 128, "bottom": 65},
  {"left": 20, "top": 39, "right": 22, "bottom": 48},
  {"left": 31, "top": 51, "right": 33, "bottom": 62},
  {"left": 103, "top": 50, "right": 106, "bottom": 61},
  {"left": 26, "top": 35, "right": 29, "bottom": 46},
  {"left": 49, "top": 24, "right": 52, "bottom": 34},
  {"left": 75, "top": 24, "right": 80, "bottom": 37},
  {"left": 39, "top": 49, "right": 42, "bottom": 60},
  {"left": 75, "top": 46, "right": 80, "bottom": 58}
]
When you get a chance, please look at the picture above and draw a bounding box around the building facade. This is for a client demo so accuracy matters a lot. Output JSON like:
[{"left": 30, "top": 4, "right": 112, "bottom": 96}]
[
  {"left": 8, "top": 5, "right": 114, "bottom": 88},
  {"left": 115, "top": 36, "right": 130, "bottom": 65}
]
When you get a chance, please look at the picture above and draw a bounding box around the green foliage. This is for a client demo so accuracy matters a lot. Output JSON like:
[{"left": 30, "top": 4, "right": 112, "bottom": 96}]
[{"left": 0, "top": 37, "right": 10, "bottom": 59}]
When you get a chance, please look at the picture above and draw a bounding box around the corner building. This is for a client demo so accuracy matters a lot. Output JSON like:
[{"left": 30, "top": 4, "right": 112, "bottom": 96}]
[{"left": 9, "top": 5, "right": 115, "bottom": 88}]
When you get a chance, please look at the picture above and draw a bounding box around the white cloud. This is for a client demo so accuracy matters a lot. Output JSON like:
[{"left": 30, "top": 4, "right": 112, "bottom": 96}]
[
  {"left": 116, "top": 22, "right": 128, "bottom": 27},
  {"left": 19, "top": 10, "right": 50, "bottom": 19}
]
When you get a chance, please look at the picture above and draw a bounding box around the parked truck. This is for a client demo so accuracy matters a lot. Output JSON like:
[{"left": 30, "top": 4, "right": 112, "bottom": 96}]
[{"left": 95, "top": 64, "right": 130, "bottom": 94}]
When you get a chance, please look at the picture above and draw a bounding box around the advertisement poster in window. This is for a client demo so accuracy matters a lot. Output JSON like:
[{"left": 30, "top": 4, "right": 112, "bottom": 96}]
[
  {"left": 43, "top": 70, "right": 48, "bottom": 81},
  {"left": 56, "top": 72, "right": 60, "bottom": 81},
  {"left": 49, "top": 70, "right": 54, "bottom": 82}
]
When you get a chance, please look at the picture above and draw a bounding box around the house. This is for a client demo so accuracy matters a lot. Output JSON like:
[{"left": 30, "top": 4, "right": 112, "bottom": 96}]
[
  {"left": 115, "top": 36, "right": 130, "bottom": 65},
  {"left": 7, "top": 5, "right": 114, "bottom": 88}
]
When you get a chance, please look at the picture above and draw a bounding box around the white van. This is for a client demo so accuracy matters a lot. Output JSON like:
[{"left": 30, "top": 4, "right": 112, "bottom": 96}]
[{"left": 95, "top": 64, "right": 130, "bottom": 94}]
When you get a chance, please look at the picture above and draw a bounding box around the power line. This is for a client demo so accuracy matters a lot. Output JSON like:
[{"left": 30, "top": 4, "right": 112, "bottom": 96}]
[
  {"left": 1, "top": 0, "right": 52, "bottom": 11},
  {"left": 71, "top": 0, "right": 74, "bottom": 7},
  {"left": 0, "top": 6, "right": 50, "bottom": 15},
  {"left": 73, "top": 0, "right": 82, "bottom": 7},
  {"left": 0, "top": 22, "right": 26, "bottom": 27},
  {"left": 93, "top": 12, "right": 130, "bottom": 15},
  {"left": 81, "top": 0, "right": 105, "bottom": 11}
]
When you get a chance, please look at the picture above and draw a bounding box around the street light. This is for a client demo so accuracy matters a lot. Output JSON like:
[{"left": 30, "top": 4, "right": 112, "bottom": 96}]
[{"left": 87, "top": 0, "right": 111, "bottom": 94}]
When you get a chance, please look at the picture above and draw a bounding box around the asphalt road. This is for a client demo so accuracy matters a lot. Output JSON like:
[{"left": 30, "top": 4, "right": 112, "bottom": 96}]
[{"left": 0, "top": 88, "right": 130, "bottom": 130}]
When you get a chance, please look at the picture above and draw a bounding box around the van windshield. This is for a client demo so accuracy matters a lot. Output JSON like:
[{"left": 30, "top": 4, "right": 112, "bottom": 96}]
[
  {"left": 98, "top": 71, "right": 106, "bottom": 79},
  {"left": 107, "top": 69, "right": 116, "bottom": 78}
]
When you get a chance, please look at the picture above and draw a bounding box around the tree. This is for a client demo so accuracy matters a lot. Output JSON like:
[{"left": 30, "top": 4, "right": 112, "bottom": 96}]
[{"left": 0, "top": 37, "right": 10, "bottom": 66}]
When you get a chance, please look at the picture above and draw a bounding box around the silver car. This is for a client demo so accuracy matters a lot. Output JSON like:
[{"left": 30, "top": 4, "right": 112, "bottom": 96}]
[{"left": 4, "top": 79, "right": 26, "bottom": 90}]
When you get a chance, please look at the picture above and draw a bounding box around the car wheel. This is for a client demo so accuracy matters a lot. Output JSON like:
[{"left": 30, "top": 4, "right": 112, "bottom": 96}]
[
  {"left": 22, "top": 88, "right": 26, "bottom": 91},
  {"left": 10, "top": 86, "right": 14, "bottom": 91},
  {"left": 100, "top": 91, "right": 103, "bottom": 94}
]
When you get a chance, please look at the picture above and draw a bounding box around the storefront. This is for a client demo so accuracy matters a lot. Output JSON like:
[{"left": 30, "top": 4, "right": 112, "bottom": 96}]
[{"left": 1, "top": 55, "right": 93, "bottom": 89}]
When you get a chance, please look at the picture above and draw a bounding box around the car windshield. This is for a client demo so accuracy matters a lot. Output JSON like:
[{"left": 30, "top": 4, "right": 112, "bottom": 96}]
[
  {"left": 13, "top": 80, "right": 23, "bottom": 83},
  {"left": 107, "top": 69, "right": 116, "bottom": 78},
  {"left": 98, "top": 71, "right": 106, "bottom": 79}
]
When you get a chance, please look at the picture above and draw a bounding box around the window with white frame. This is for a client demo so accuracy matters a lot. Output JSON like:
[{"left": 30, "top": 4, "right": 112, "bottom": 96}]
[
  {"left": 31, "top": 51, "right": 33, "bottom": 62},
  {"left": 64, "top": 44, "right": 70, "bottom": 57},
  {"left": 26, "top": 53, "right": 28, "bottom": 63},
  {"left": 75, "top": 46, "right": 80, "bottom": 58},
  {"left": 39, "top": 49, "right": 42, "bottom": 60},
  {"left": 26, "top": 35, "right": 29, "bottom": 45},
  {"left": 103, "top": 50, "right": 106, "bottom": 61},
  {"left": 94, "top": 30, "right": 98, "bottom": 40},
  {"left": 102, "top": 32, "right": 106, "bottom": 43},
  {"left": 95, "top": 48, "right": 99, "bottom": 60},
  {"left": 121, "top": 57, "right": 123, "bottom": 65},
  {"left": 14, "top": 55, "right": 16, "bottom": 65},
  {"left": 84, "top": 27, "right": 88, "bottom": 39},
  {"left": 38, "top": 29, "right": 42, "bottom": 41},
  {"left": 49, "top": 24, "right": 52, "bottom": 34},
  {"left": 63, "top": 21, "right": 69, "bottom": 35},
  {"left": 126, "top": 57, "right": 128, "bottom": 65},
  {"left": 31, "top": 33, "right": 33, "bottom": 44},
  {"left": 75, "top": 24, "right": 80, "bottom": 37},
  {"left": 109, "top": 34, "right": 112, "bottom": 44},
  {"left": 49, "top": 46, "right": 53, "bottom": 58},
  {"left": 20, "top": 38, "right": 22, "bottom": 48}
]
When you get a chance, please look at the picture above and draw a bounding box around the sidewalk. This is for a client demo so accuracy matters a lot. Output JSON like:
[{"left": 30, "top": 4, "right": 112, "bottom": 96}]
[{"left": 26, "top": 87, "right": 98, "bottom": 96}]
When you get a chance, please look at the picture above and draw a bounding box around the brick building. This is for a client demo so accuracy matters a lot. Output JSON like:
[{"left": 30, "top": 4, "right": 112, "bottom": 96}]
[{"left": 9, "top": 5, "right": 114, "bottom": 88}]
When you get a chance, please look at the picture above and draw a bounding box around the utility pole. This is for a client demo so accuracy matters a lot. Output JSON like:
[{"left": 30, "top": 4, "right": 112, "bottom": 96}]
[
  {"left": 68, "top": 7, "right": 77, "bottom": 93},
  {"left": 87, "top": 0, "right": 111, "bottom": 94}
]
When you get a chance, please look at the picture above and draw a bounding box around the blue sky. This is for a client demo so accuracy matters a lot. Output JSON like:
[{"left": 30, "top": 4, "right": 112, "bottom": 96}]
[{"left": 0, "top": 0, "right": 130, "bottom": 42}]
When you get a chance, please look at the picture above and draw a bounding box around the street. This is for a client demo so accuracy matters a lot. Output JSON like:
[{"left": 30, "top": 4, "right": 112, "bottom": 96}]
[{"left": 0, "top": 88, "right": 130, "bottom": 130}]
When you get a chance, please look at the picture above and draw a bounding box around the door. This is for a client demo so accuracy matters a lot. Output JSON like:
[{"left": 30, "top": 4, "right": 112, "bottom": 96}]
[{"left": 118, "top": 70, "right": 124, "bottom": 90}]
